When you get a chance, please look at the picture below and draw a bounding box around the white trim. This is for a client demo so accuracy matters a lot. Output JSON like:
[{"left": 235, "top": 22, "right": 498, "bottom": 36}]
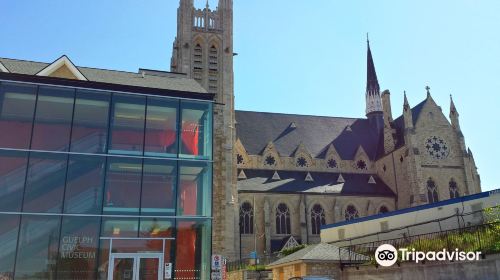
[
  {"left": 0, "top": 61, "right": 9, "bottom": 73},
  {"left": 36, "top": 55, "right": 88, "bottom": 81}
]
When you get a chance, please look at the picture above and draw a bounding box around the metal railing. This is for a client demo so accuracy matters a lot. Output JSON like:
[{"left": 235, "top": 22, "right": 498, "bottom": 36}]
[{"left": 338, "top": 221, "right": 500, "bottom": 268}]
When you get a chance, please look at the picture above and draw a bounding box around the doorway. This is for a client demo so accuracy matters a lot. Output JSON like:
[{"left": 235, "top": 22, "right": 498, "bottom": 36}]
[{"left": 108, "top": 253, "right": 163, "bottom": 280}]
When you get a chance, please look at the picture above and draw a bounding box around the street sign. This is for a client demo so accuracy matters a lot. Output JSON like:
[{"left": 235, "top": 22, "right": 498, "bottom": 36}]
[
  {"left": 164, "top": 263, "right": 172, "bottom": 279},
  {"left": 211, "top": 255, "right": 222, "bottom": 271}
]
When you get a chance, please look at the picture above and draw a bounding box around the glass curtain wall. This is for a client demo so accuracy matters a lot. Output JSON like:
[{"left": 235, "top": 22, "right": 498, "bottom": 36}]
[{"left": 0, "top": 81, "right": 213, "bottom": 280}]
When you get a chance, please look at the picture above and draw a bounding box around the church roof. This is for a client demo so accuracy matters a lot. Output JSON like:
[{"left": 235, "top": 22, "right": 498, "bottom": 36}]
[
  {"left": 235, "top": 110, "right": 383, "bottom": 160},
  {"left": 237, "top": 169, "right": 395, "bottom": 197},
  {"left": 267, "top": 243, "right": 369, "bottom": 267},
  {"left": 392, "top": 99, "right": 427, "bottom": 148},
  {"left": 0, "top": 57, "right": 208, "bottom": 94}
]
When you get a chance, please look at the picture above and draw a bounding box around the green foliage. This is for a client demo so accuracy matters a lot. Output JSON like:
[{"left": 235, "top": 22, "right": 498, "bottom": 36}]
[{"left": 280, "top": 244, "right": 306, "bottom": 256}]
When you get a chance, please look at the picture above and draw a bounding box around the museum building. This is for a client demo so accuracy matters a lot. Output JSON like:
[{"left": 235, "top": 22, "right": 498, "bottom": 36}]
[{"left": 0, "top": 56, "right": 213, "bottom": 279}]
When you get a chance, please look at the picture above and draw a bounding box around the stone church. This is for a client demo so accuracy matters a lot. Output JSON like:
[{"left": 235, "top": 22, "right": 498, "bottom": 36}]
[{"left": 170, "top": 0, "right": 481, "bottom": 259}]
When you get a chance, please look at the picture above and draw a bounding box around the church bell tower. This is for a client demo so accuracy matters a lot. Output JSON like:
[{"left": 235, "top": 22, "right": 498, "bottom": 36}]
[{"left": 171, "top": 0, "right": 238, "bottom": 259}]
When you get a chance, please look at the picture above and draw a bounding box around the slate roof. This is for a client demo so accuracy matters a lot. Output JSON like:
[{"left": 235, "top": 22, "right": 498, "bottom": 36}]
[
  {"left": 392, "top": 99, "right": 427, "bottom": 148},
  {"left": 0, "top": 57, "right": 207, "bottom": 94},
  {"left": 235, "top": 111, "right": 383, "bottom": 160},
  {"left": 237, "top": 169, "right": 395, "bottom": 197},
  {"left": 267, "top": 243, "right": 369, "bottom": 267}
]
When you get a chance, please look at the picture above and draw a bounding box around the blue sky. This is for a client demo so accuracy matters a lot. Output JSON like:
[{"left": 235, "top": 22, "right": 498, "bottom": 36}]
[{"left": 0, "top": 0, "right": 498, "bottom": 191}]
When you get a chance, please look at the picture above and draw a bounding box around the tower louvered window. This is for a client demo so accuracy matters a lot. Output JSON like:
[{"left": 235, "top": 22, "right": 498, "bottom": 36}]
[
  {"left": 208, "top": 45, "right": 218, "bottom": 94},
  {"left": 310, "top": 204, "right": 326, "bottom": 235},
  {"left": 239, "top": 202, "right": 254, "bottom": 234},
  {"left": 193, "top": 44, "right": 203, "bottom": 84}
]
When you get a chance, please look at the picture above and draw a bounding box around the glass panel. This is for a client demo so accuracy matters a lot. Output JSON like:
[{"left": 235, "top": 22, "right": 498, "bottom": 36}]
[
  {"left": 23, "top": 152, "right": 67, "bottom": 213},
  {"left": 0, "top": 150, "right": 28, "bottom": 212},
  {"left": 144, "top": 97, "right": 179, "bottom": 157},
  {"left": 108, "top": 94, "right": 146, "bottom": 155},
  {"left": 141, "top": 159, "right": 176, "bottom": 215},
  {"left": 70, "top": 90, "right": 111, "bottom": 154},
  {"left": 0, "top": 214, "right": 20, "bottom": 279},
  {"left": 101, "top": 217, "right": 139, "bottom": 238},
  {"left": 175, "top": 219, "right": 211, "bottom": 280},
  {"left": 57, "top": 216, "right": 100, "bottom": 280},
  {"left": 31, "top": 86, "right": 75, "bottom": 152},
  {"left": 179, "top": 101, "right": 212, "bottom": 159},
  {"left": 139, "top": 258, "right": 160, "bottom": 280},
  {"left": 113, "top": 258, "right": 134, "bottom": 280},
  {"left": 139, "top": 218, "right": 174, "bottom": 238},
  {"left": 0, "top": 82, "right": 37, "bottom": 149},
  {"left": 64, "top": 154, "right": 106, "bottom": 214},
  {"left": 140, "top": 218, "right": 174, "bottom": 253},
  {"left": 103, "top": 157, "right": 142, "bottom": 214},
  {"left": 177, "top": 161, "right": 212, "bottom": 216},
  {"left": 15, "top": 215, "right": 61, "bottom": 280}
]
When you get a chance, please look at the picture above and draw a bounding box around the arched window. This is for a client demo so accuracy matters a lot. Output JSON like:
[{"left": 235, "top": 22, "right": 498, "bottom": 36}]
[
  {"left": 193, "top": 43, "right": 203, "bottom": 84},
  {"left": 310, "top": 204, "right": 326, "bottom": 235},
  {"left": 344, "top": 205, "right": 359, "bottom": 221},
  {"left": 379, "top": 206, "right": 389, "bottom": 214},
  {"left": 449, "top": 179, "right": 460, "bottom": 199},
  {"left": 427, "top": 178, "right": 439, "bottom": 203},
  {"left": 239, "top": 202, "right": 253, "bottom": 234},
  {"left": 276, "top": 203, "right": 291, "bottom": 235},
  {"left": 208, "top": 45, "right": 218, "bottom": 94}
]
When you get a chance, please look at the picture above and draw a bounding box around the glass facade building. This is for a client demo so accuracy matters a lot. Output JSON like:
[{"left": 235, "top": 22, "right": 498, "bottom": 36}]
[{"left": 0, "top": 80, "right": 213, "bottom": 279}]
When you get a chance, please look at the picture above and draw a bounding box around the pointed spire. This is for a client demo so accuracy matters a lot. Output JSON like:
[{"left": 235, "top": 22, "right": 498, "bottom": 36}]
[
  {"left": 206, "top": 0, "right": 210, "bottom": 9},
  {"left": 403, "top": 91, "right": 410, "bottom": 111},
  {"left": 450, "top": 94, "right": 458, "bottom": 116},
  {"left": 365, "top": 37, "right": 383, "bottom": 116},
  {"left": 450, "top": 94, "right": 461, "bottom": 131},
  {"left": 366, "top": 38, "right": 380, "bottom": 95}
]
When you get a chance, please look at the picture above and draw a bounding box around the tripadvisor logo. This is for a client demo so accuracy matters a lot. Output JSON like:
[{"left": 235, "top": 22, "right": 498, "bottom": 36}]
[{"left": 374, "top": 244, "right": 482, "bottom": 267}]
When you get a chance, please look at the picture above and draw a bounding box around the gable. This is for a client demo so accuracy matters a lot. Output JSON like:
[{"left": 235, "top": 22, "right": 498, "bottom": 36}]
[
  {"left": 414, "top": 97, "right": 450, "bottom": 129},
  {"left": 36, "top": 55, "right": 88, "bottom": 81}
]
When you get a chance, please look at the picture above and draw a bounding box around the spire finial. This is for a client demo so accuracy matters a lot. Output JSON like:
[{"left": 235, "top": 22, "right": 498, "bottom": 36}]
[
  {"left": 206, "top": 0, "right": 209, "bottom": 9},
  {"left": 425, "top": 85, "right": 431, "bottom": 97},
  {"left": 367, "top": 33, "right": 370, "bottom": 46},
  {"left": 450, "top": 94, "right": 458, "bottom": 114},
  {"left": 403, "top": 90, "right": 410, "bottom": 110}
]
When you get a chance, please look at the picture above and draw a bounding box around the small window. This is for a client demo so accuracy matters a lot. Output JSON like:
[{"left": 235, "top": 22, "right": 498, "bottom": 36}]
[
  {"left": 240, "top": 202, "right": 254, "bottom": 234},
  {"left": 379, "top": 206, "right": 389, "bottom": 214},
  {"left": 449, "top": 179, "right": 460, "bottom": 199},
  {"left": 427, "top": 178, "right": 439, "bottom": 203},
  {"left": 276, "top": 203, "right": 291, "bottom": 235},
  {"left": 310, "top": 204, "right": 326, "bottom": 235},
  {"left": 344, "top": 205, "right": 359, "bottom": 221}
]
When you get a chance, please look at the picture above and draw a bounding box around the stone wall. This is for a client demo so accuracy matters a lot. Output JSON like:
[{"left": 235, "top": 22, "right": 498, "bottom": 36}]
[
  {"left": 342, "top": 255, "right": 500, "bottom": 280},
  {"left": 238, "top": 192, "right": 395, "bottom": 256}
]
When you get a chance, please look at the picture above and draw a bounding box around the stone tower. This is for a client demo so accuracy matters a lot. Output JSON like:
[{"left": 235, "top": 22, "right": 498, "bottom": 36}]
[{"left": 171, "top": 0, "right": 238, "bottom": 259}]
